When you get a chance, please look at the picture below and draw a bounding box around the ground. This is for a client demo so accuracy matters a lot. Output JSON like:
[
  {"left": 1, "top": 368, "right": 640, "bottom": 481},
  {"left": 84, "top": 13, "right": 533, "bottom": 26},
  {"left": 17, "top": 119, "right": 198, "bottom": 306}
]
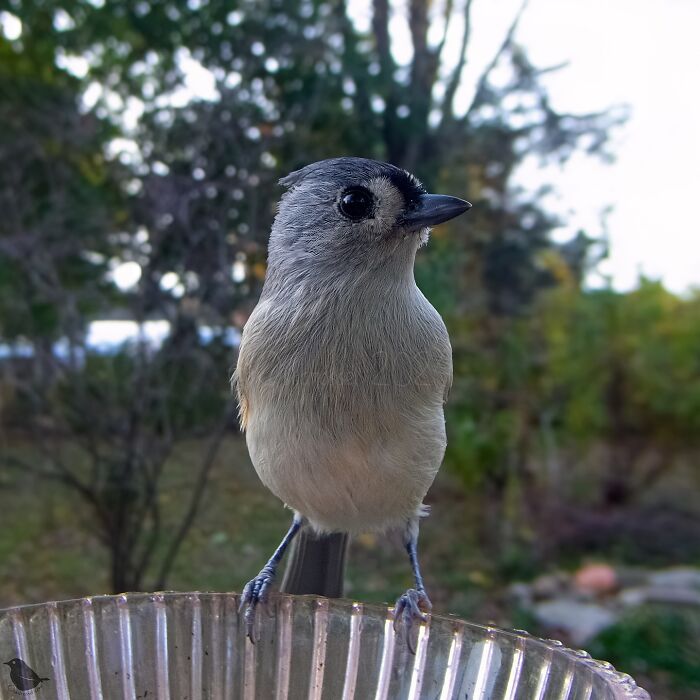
[{"left": 0, "top": 436, "right": 697, "bottom": 699}]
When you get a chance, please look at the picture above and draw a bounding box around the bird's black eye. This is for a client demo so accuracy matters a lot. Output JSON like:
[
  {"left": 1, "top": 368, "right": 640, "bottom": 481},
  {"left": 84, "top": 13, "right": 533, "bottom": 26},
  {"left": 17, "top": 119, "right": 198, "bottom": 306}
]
[{"left": 339, "top": 187, "right": 374, "bottom": 220}]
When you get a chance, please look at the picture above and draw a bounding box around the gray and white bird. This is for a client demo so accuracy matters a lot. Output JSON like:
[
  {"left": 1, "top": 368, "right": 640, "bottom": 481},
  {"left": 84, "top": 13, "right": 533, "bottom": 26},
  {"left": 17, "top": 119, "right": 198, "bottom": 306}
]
[{"left": 234, "top": 157, "right": 471, "bottom": 644}]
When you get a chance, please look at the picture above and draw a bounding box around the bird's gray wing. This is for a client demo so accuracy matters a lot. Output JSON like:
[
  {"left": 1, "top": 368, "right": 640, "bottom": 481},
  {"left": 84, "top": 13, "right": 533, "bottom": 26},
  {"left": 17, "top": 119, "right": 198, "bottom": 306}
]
[
  {"left": 442, "top": 331, "right": 454, "bottom": 405},
  {"left": 231, "top": 303, "right": 266, "bottom": 432},
  {"left": 231, "top": 363, "right": 250, "bottom": 431},
  {"left": 443, "top": 367, "right": 453, "bottom": 406}
]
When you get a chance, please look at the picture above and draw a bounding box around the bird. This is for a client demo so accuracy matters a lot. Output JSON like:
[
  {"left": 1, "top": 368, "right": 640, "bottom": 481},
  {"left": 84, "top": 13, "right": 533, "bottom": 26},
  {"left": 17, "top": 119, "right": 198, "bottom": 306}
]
[
  {"left": 234, "top": 157, "right": 471, "bottom": 647},
  {"left": 4, "top": 658, "right": 50, "bottom": 691}
]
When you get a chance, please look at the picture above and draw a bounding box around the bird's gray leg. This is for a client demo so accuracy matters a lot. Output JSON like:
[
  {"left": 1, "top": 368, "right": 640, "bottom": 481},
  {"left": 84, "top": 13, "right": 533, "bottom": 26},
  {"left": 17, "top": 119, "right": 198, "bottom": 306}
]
[
  {"left": 393, "top": 517, "right": 432, "bottom": 653},
  {"left": 240, "top": 514, "right": 303, "bottom": 641}
]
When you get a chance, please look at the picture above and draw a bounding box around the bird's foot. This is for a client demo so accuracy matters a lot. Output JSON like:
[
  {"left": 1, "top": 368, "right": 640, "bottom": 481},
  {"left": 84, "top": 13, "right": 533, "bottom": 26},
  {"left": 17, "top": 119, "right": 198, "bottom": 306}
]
[
  {"left": 239, "top": 568, "right": 276, "bottom": 642},
  {"left": 393, "top": 588, "right": 432, "bottom": 654}
]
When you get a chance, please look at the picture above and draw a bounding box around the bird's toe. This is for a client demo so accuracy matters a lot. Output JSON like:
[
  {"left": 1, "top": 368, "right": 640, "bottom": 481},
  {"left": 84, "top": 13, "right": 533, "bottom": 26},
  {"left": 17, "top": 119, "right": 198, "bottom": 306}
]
[
  {"left": 239, "top": 571, "right": 276, "bottom": 642},
  {"left": 392, "top": 588, "right": 432, "bottom": 654}
]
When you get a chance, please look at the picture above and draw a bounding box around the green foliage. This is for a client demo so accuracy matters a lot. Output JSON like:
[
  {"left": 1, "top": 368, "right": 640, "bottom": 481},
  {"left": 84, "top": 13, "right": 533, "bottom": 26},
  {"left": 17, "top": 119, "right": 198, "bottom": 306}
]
[
  {"left": 54, "top": 343, "right": 229, "bottom": 438},
  {"left": 1, "top": 0, "right": 628, "bottom": 473},
  {"left": 1, "top": 0, "right": 697, "bottom": 637},
  {"left": 444, "top": 279, "right": 700, "bottom": 486},
  {"left": 589, "top": 605, "right": 700, "bottom": 691},
  {"left": 619, "top": 282, "right": 700, "bottom": 440},
  {"left": 0, "top": 27, "right": 124, "bottom": 340}
]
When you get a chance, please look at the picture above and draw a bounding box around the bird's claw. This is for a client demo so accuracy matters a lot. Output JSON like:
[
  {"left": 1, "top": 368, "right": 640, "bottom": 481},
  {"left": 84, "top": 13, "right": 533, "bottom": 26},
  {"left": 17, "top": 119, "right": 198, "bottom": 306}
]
[
  {"left": 239, "top": 570, "right": 275, "bottom": 642},
  {"left": 393, "top": 588, "right": 432, "bottom": 654}
]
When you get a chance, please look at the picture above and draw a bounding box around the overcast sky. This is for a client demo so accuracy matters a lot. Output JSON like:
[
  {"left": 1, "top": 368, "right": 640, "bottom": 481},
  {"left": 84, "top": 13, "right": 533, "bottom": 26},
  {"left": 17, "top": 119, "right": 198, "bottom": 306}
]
[
  {"left": 3, "top": 0, "right": 697, "bottom": 294},
  {"left": 473, "top": 0, "right": 699, "bottom": 294},
  {"left": 354, "top": 0, "right": 699, "bottom": 293}
]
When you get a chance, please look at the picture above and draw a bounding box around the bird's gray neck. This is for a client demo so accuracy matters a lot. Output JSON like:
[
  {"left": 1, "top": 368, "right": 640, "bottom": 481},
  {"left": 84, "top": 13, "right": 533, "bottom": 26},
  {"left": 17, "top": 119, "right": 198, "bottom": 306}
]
[{"left": 263, "top": 236, "right": 420, "bottom": 298}]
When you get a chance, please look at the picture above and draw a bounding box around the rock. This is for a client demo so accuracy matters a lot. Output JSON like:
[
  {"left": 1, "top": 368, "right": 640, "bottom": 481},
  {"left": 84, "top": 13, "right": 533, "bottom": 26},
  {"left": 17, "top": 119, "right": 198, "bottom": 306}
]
[
  {"left": 618, "top": 583, "right": 700, "bottom": 607},
  {"left": 532, "top": 599, "right": 618, "bottom": 645},
  {"left": 532, "top": 572, "right": 567, "bottom": 599},
  {"left": 615, "top": 567, "right": 649, "bottom": 589},
  {"left": 509, "top": 583, "right": 533, "bottom": 606},
  {"left": 618, "top": 587, "right": 648, "bottom": 607},
  {"left": 644, "top": 586, "right": 700, "bottom": 606},
  {"left": 649, "top": 567, "right": 700, "bottom": 590},
  {"left": 574, "top": 563, "right": 618, "bottom": 596}
]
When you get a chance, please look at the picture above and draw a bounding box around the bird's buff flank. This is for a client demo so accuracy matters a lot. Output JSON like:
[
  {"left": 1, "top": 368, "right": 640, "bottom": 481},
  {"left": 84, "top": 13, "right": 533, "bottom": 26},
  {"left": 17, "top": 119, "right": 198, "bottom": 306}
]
[{"left": 233, "top": 157, "right": 471, "bottom": 649}]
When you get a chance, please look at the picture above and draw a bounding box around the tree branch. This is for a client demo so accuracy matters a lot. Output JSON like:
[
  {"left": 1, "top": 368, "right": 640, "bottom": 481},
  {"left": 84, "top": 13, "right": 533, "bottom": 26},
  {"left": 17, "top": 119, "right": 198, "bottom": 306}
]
[
  {"left": 372, "top": 0, "right": 405, "bottom": 163},
  {"left": 463, "top": 0, "right": 530, "bottom": 122},
  {"left": 435, "top": 0, "right": 455, "bottom": 63},
  {"left": 153, "top": 412, "right": 230, "bottom": 589},
  {"left": 440, "top": 0, "right": 474, "bottom": 124},
  {"left": 372, "top": 0, "right": 393, "bottom": 76},
  {"left": 3, "top": 452, "right": 109, "bottom": 530}
]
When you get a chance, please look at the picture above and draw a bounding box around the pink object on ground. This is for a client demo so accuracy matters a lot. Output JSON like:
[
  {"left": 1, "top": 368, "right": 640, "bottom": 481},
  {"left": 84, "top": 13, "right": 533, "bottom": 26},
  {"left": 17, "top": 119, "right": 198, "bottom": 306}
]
[{"left": 574, "top": 563, "right": 618, "bottom": 595}]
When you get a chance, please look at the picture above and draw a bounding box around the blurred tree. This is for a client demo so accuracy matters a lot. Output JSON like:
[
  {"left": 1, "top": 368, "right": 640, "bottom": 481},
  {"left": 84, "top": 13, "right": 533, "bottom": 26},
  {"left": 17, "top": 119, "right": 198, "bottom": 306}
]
[
  {"left": 0, "top": 30, "right": 121, "bottom": 347},
  {"left": 0, "top": 11, "right": 232, "bottom": 591},
  {"left": 4, "top": 0, "right": 625, "bottom": 309},
  {"left": 0, "top": 0, "right": 639, "bottom": 587}
]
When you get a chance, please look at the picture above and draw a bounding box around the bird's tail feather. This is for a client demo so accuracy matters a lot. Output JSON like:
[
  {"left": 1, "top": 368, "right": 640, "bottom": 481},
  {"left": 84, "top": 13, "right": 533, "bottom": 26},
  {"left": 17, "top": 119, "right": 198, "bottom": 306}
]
[{"left": 280, "top": 529, "right": 349, "bottom": 598}]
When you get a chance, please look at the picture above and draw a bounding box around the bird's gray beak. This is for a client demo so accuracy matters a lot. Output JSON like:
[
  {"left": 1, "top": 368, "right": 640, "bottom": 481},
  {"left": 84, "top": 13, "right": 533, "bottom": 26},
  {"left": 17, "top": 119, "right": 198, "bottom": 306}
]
[{"left": 400, "top": 193, "right": 471, "bottom": 229}]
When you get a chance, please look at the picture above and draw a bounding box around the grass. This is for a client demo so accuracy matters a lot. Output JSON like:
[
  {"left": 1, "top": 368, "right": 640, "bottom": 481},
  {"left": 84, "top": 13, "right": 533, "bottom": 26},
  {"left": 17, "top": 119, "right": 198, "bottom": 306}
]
[
  {"left": 589, "top": 605, "right": 700, "bottom": 700},
  {"left": 0, "top": 435, "right": 495, "bottom": 617},
  {"left": 1, "top": 436, "right": 698, "bottom": 699}
]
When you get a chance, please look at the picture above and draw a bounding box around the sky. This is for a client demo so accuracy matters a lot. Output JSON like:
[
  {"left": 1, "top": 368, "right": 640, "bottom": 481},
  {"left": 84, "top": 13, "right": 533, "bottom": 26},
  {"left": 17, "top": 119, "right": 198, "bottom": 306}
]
[
  {"left": 471, "top": 0, "right": 700, "bottom": 294},
  {"left": 352, "top": 0, "right": 700, "bottom": 294},
  {"left": 2, "top": 0, "right": 698, "bottom": 294}
]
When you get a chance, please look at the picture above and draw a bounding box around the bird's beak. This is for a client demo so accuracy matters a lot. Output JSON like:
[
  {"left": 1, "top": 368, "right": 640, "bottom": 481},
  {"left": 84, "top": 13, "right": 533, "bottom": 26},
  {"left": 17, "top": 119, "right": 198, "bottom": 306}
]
[{"left": 400, "top": 193, "right": 471, "bottom": 229}]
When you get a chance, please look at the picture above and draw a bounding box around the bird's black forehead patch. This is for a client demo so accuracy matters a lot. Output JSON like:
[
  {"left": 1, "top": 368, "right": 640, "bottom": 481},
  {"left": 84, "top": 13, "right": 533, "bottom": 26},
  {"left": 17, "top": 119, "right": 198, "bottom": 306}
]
[
  {"left": 279, "top": 157, "right": 425, "bottom": 205},
  {"left": 382, "top": 165, "right": 425, "bottom": 204}
]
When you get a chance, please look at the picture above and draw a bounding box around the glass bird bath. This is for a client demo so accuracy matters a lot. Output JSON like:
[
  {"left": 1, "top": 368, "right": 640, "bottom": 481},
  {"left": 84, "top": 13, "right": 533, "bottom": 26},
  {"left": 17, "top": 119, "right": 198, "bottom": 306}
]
[{"left": 0, "top": 592, "right": 649, "bottom": 699}]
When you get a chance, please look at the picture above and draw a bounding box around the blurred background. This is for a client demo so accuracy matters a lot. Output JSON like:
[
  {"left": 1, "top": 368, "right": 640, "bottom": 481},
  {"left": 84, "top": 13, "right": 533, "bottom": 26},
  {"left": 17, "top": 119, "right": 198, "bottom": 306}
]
[{"left": 0, "top": 0, "right": 698, "bottom": 696}]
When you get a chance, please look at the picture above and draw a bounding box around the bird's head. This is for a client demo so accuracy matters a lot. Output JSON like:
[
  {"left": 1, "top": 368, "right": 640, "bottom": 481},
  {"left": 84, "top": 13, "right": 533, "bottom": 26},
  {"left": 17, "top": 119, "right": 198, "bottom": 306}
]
[
  {"left": 269, "top": 157, "right": 470, "bottom": 275},
  {"left": 4, "top": 659, "right": 20, "bottom": 667}
]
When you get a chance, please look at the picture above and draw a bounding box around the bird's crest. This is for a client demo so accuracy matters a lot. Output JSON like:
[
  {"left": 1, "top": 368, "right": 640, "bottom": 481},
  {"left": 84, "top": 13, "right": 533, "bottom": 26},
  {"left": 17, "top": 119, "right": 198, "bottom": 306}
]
[{"left": 278, "top": 157, "right": 425, "bottom": 205}]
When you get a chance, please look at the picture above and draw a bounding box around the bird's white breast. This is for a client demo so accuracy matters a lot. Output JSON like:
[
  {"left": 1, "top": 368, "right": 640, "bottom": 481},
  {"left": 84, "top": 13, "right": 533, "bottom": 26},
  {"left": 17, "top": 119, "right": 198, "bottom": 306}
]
[{"left": 236, "top": 278, "right": 452, "bottom": 534}]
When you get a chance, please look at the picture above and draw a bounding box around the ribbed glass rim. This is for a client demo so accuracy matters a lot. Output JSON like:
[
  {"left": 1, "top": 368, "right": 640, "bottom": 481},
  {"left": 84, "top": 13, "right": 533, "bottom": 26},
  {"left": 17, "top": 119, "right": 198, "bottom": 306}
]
[{"left": 0, "top": 591, "right": 650, "bottom": 699}]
